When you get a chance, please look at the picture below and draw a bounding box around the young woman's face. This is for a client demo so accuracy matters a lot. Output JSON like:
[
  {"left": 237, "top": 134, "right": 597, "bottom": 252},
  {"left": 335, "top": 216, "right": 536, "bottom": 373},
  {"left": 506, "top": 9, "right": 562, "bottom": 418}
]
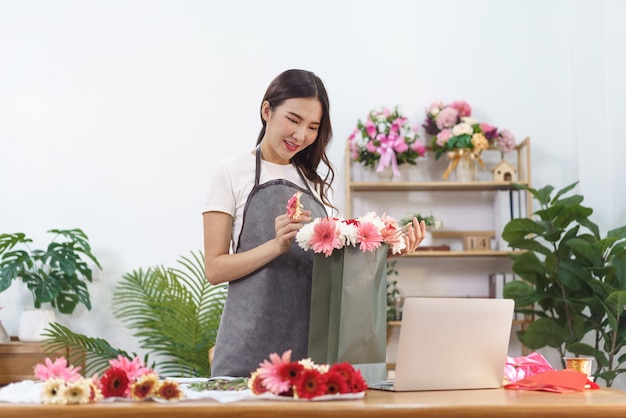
[{"left": 260, "top": 97, "right": 322, "bottom": 165}]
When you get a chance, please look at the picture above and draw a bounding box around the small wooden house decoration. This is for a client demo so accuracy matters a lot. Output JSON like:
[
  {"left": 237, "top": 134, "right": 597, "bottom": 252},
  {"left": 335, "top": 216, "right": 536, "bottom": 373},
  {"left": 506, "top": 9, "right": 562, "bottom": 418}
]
[{"left": 491, "top": 159, "right": 516, "bottom": 182}]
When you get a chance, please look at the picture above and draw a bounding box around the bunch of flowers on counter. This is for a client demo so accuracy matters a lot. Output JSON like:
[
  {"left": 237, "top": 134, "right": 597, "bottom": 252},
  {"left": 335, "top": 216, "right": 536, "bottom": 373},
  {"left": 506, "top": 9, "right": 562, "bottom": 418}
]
[
  {"left": 34, "top": 355, "right": 183, "bottom": 404},
  {"left": 422, "top": 100, "right": 516, "bottom": 159},
  {"left": 296, "top": 211, "right": 407, "bottom": 257},
  {"left": 248, "top": 350, "right": 367, "bottom": 399},
  {"left": 348, "top": 106, "right": 426, "bottom": 177}
]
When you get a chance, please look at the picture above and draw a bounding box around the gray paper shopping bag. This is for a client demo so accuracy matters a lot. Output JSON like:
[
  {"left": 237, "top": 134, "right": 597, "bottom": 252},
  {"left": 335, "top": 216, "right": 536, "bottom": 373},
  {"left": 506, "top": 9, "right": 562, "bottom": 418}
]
[{"left": 307, "top": 244, "right": 388, "bottom": 382}]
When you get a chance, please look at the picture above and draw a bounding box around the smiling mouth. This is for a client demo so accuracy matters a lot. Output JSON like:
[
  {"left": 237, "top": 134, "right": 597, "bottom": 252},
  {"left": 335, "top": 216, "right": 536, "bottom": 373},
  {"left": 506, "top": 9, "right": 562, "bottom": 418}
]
[{"left": 285, "top": 140, "right": 299, "bottom": 152}]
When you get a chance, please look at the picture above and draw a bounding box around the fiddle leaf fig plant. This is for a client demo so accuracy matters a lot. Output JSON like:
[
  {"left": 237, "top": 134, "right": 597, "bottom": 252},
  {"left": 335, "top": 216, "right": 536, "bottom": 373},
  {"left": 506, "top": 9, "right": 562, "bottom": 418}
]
[
  {"left": 0, "top": 229, "right": 101, "bottom": 315},
  {"left": 502, "top": 182, "right": 626, "bottom": 387}
]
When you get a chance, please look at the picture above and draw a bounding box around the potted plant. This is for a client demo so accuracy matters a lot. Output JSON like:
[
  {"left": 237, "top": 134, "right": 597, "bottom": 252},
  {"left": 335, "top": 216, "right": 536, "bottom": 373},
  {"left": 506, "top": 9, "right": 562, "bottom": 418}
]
[
  {"left": 400, "top": 213, "right": 442, "bottom": 246},
  {"left": 501, "top": 182, "right": 626, "bottom": 387},
  {"left": 0, "top": 228, "right": 101, "bottom": 341}
]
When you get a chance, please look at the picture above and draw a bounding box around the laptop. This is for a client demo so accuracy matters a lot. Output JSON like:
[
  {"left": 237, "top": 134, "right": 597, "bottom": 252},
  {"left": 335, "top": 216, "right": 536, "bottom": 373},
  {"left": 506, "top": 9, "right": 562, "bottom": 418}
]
[{"left": 368, "top": 297, "right": 514, "bottom": 391}]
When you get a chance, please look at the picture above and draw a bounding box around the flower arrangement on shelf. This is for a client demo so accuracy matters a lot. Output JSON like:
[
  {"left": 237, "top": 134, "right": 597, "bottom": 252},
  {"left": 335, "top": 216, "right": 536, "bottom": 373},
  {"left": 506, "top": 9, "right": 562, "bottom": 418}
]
[
  {"left": 248, "top": 350, "right": 367, "bottom": 399},
  {"left": 348, "top": 106, "right": 426, "bottom": 177},
  {"left": 295, "top": 211, "right": 407, "bottom": 256},
  {"left": 423, "top": 100, "right": 516, "bottom": 157},
  {"left": 33, "top": 355, "right": 183, "bottom": 404},
  {"left": 422, "top": 100, "right": 516, "bottom": 180}
]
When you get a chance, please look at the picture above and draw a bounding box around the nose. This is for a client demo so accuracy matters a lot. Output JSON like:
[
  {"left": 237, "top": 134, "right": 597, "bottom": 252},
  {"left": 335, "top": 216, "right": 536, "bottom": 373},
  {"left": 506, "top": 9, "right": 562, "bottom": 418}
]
[{"left": 292, "top": 126, "right": 307, "bottom": 142}]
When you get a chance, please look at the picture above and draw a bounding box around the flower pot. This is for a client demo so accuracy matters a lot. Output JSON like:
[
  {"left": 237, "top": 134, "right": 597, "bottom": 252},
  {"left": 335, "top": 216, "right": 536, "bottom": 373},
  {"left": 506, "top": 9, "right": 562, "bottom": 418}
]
[
  {"left": 0, "top": 322, "right": 9, "bottom": 343},
  {"left": 421, "top": 229, "right": 433, "bottom": 246},
  {"left": 18, "top": 309, "right": 56, "bottom": 342}
]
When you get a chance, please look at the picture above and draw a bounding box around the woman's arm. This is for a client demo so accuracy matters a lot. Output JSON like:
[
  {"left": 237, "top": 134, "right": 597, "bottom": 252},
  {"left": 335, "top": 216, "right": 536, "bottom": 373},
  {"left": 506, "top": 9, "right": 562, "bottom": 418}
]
[{"left": 202, "top": 210, "right": 311, "bottom": 285}]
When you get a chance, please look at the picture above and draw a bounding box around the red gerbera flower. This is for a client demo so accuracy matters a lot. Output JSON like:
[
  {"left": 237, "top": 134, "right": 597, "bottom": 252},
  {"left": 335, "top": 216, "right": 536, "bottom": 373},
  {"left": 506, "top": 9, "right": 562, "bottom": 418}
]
[
  {"left": 323, "top": 371, "right": 349, "bottom": 395},
  {"left": 100, "top": 367, "right": 130, "bottom": 398},
  {"left": 328, "top": 363, "right": 367, "bottom": 393},
  {"left": 347, "top": 369, "right": 368, "bottom": 393},
  {"left": 294, "top": 368, "right": 326, "bottom": 399},
  {"left": 278, "top": 361, "right": 304, "bottom": 385},
  {"left": 328, "top": 362, "right": 356, "bottom": 380}
]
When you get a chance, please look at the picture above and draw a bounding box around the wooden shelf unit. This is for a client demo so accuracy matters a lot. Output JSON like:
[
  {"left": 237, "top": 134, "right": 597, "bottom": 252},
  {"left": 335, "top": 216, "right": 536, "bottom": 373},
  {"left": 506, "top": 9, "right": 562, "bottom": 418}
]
[{"left": 344, "top": 137, "right": 532, "bottom": 221}]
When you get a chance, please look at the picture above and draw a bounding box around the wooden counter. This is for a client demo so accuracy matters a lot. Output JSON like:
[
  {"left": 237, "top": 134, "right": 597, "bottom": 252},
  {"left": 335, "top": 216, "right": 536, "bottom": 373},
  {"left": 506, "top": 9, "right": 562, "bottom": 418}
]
[{"left": 2, "top": 387, "right": 626, "bottom": 417}]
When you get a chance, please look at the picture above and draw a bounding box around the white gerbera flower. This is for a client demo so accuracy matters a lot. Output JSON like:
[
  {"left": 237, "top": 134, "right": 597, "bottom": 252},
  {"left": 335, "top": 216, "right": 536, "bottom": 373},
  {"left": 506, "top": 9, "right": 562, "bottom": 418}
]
[
  {"left": 338, "top": 222, "right": 358, "bottom": 247},
  {"left": 63, "top": 379, "right": 91, "bottom": 404},
  {"left": 358, "top": 212, "right": 386, "bottom": 231},
  {"left": 41, "top": 379, "right": 68, "bottom": 405},
  {"left": 295, "top": 219, "right": 319, "bottom": 250}
]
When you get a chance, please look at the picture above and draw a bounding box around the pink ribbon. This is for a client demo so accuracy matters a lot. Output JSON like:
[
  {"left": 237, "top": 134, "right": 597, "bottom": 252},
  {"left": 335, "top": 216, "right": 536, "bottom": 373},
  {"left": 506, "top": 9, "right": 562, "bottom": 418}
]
[{"left": 376, "top": 139, "right": 400, "bottom": 177}]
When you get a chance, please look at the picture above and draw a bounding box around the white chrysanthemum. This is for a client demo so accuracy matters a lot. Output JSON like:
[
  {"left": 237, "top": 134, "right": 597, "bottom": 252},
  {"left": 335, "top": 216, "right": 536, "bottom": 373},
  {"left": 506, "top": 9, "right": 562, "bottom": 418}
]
[
  {"left": 390, "top": 239, "right": 407, "bottom": 255},
  {"left": 298, "top": 358, "right": 316, "bottom": 369},
  {"left": 63, "top": 378, "right": 91, "bottom": 404},
  {"left": 298, "top": 358, "right": 329, "bottom": 373},
  {"left": 295, "top": 219, "right": 319, "bottom": 250},
  {"left": 41, "top": 379, "right": 68, "bottom": 405},
  {"left": 338, "top": 222, "right": 358, "bottom": 247},
  {"left": 358, "top": 212, "right": 386, "bottom": 231}
]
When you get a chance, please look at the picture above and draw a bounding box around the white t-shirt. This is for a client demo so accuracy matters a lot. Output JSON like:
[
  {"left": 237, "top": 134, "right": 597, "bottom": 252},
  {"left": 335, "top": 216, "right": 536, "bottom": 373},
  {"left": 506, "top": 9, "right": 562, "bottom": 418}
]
[{"left": 202, "top": 151, "right": 328, "bottom": 252}]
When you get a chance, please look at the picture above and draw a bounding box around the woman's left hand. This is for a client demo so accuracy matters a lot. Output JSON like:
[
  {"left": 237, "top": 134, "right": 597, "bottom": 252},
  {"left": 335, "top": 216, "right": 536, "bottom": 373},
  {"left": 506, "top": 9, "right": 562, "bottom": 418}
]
[{"left": 400, "top": 218, "right": 426, "bottom": 256}]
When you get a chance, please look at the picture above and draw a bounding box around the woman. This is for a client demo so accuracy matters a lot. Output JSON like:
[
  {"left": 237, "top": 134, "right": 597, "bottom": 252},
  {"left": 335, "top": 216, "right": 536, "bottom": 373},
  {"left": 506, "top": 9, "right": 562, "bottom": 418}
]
[{"left": 202, "top": 69, "right": 425, "bottom": 377}]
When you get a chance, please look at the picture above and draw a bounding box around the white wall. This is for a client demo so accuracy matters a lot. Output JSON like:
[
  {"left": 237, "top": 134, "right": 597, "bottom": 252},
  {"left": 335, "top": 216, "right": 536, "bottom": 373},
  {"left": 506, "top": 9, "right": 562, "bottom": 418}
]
[{"left": 1, "top": 0, "right": 625, "bottom": 379}]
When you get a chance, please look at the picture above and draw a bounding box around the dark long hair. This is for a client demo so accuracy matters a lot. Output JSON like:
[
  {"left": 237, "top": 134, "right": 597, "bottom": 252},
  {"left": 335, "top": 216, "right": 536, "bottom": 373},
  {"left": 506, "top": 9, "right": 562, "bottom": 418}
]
[{"left": 256, "top": 69, "right": 335, "bottom": 210}]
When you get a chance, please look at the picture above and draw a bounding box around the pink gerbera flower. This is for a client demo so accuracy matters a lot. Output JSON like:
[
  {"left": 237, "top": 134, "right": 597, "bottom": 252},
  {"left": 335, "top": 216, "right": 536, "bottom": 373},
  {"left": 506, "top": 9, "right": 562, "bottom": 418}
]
[
  {"left": 309, "top": 217, "right": 342, "bottom": 257},
  {"left": 108, "top": 356, "right": 152, "bottom": 381},
  {"left": 34, "top": 357, "right": 82, "bottom": 382},
  {"left": 357, "top": 222, "right": 383, "bottom": 252},
  {"left": 256, "top": 350, "right": 293, "bottom": 395}
]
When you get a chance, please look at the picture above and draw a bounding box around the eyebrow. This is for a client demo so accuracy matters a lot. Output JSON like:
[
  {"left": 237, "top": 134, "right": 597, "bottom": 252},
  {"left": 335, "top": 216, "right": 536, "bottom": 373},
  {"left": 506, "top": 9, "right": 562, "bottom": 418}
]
[{"left": 287, "top": 111, "right": 320, "bottom": 125}]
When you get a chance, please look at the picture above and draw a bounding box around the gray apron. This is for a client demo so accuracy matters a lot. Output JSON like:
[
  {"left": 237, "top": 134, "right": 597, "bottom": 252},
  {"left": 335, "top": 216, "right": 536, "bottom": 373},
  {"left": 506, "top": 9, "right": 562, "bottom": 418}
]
[{"left": 210, "top": 147, "right": 328, "bottom": 377}]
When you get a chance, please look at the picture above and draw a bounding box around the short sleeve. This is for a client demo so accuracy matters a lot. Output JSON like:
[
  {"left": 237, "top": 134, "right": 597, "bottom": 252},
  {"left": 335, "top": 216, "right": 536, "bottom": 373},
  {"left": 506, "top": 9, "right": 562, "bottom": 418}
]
[{"left": 202, "top": 160, "right": 236, "bottom": 216}]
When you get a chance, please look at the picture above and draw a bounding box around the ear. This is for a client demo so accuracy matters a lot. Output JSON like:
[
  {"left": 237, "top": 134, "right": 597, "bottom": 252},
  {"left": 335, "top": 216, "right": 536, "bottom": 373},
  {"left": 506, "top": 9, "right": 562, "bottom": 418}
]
[{"left": 261, "top": 100, "right": 272, "bottom": 122}]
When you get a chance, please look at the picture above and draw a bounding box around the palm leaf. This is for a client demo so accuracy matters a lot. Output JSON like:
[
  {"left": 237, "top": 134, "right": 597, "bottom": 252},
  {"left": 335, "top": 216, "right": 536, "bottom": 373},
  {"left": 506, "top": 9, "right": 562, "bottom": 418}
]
[
  {"left": 42, "top": 250, "right": 226, "bottom": 377},
  {"left": 112, "top": 250, "right": 226, "bottom": 377},
  {"left": 41, "top": 322, "right": 134, "bottom": 376}
]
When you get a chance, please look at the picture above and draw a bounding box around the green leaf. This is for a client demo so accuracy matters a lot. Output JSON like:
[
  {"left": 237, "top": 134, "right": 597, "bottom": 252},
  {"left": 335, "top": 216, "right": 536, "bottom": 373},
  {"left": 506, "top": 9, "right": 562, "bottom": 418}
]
[
  {"left": 502, "top": 218, "right": 545, "bottom": 242},
  {"left": 605, "top": 291, "right": 626, "bottom": 332},
  {"left": 566, "top": 342, "right": 608, "bottom": 367},
  {"left": 551, "top": 181, "right": 578, "bottom": 202},
  {"left": 567, "top": 238, "right": 603, "bottom": 267},
  {"left": 519, "top": 317, "right": 570, "bottom": 349}
]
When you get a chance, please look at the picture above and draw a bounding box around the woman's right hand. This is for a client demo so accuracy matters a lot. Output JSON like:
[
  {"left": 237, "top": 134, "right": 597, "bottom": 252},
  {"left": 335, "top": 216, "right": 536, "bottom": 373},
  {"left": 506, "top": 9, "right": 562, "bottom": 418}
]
[{"left": 274, "top": 210, "right": 311, "bottom": 254}]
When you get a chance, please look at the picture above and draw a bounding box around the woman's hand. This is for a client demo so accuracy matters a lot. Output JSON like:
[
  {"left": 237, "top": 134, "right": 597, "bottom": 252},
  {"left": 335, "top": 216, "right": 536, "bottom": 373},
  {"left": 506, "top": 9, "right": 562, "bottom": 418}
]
[
  {"left": 274, "top": 210, "right": 311, "bottom": 254},
  {"left": 398, "top": 217, "right": 426, "bottom": 256}
]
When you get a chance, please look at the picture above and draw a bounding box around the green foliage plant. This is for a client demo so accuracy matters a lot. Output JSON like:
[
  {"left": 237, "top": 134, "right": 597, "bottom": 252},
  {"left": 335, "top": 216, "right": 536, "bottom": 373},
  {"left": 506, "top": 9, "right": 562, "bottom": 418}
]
[
  {"left": 0, "top": 229, "right": 101, "bottom": 314},
  {"left": 386, "top": 260, "right": 401, "bottom": 323},
  {"left": 400, "top": 213, "right": 442, "bottom": 229},
  {"left": 43, "top": 251, "right": 226, "bottom": 378},
  {"left": 502, "top": 182, "right": 626, "bottom": 387}
]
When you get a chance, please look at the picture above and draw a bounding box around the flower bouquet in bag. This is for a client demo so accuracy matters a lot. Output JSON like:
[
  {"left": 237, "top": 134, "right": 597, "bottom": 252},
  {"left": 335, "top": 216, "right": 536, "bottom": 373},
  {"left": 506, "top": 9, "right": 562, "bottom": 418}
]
[{"left": 292, "top": 198, "right": 408, "bottom": 382}]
